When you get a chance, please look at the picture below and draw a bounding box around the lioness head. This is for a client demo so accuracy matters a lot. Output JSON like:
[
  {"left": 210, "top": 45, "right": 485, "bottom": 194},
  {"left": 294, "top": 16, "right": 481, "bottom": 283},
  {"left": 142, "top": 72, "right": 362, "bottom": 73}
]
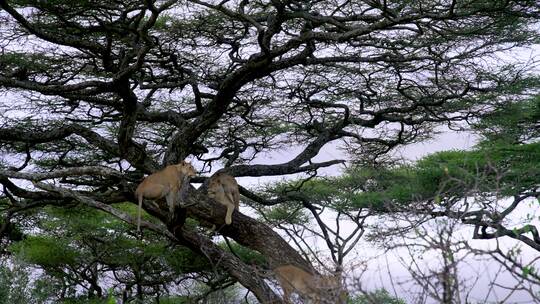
[
  {"left": 207, "top": 178, "right": 220, "bottom": 198},
  {"left": 176, "top": 161, "right": 197, "bottom": 178}
]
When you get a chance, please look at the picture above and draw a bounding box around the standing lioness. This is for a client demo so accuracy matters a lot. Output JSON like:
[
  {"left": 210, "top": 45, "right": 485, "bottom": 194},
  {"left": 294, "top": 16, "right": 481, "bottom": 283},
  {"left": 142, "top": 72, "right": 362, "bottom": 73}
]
[{"left": 135, "top": 161, "right": 196, "bottom": 231}]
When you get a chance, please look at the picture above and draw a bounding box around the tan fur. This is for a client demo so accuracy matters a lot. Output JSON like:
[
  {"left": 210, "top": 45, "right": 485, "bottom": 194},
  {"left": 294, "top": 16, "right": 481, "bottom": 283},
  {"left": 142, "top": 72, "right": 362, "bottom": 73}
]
[
  {"left": 274, "top": 265, "right": 347, "bottom": 304},
  {"left": 134, "top": 161, "right": 196, "bottom": 231},
  {"left": 207, "top": 172, "right": 239, "bottom": 225}
]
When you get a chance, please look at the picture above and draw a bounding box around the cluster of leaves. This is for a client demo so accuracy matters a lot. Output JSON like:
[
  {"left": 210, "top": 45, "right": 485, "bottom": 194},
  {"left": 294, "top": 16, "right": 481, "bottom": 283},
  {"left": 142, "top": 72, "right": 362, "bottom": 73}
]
[
  {"left": 260, "top": 139, "right": 539, "bottom": 217},
  {"left": 4, "top": 204, "right": 204, "bottom": 302},
  {"left": 475, "top": 95, "right": 540, "bottom": 144},
  {"left": 348, "top": 289, "right": 407, "bottom": 304},
  {"left": 2, "top": 202, "right": 268, "bottom": 302},
  {"left": 0, "top": 260, "right": 118, "bottom": 304},
  {"left": 0, "top": 263, "right": 45, "bottom": 304}
]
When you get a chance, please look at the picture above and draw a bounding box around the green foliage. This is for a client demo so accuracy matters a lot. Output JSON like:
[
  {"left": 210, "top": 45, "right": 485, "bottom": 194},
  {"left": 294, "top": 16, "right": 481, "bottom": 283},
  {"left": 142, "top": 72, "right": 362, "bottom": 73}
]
[
  {"left": 190, "top": 282, "right": 242, "bottom": 304},
  {"left": 260, "top": 166, "right": 427, "bottom": 212},
  {"left": 0, "top": 264, "right": 32, "bottom": 304},
  {"left": 59, "top": 297, "right": 118, "bottom": 304},
  {"left": 522, "top": 266, "right": 536, "bottom": 279},
  {"left": 345, "top": 141, "right": 539, "bottom": 207},
  {"left": 164, "top": 245, "right": 211, "bottom": 274},
  {"left": 0, "top": 216, "right": 24, "bottom": 243},
  {"left": 0, "top": 261, "right": 121, "bottom": 304},
  {"left": 260, "top": 202, "right": 309, "bottom": 225},
  {"left": 343, "top": 167, "right": 430, "bottom": 209},
  {"left": 0, "top": 262, "right": 66, "bottom": 304},
  {"left": 253, "top": 184, "right": 310, "bottom": 224},
  {"left": 262, "top": 139, "right": 539, "bottom": 212},
  {"left": 418, "top": 141, "right": 540, "bottom": 196},
  {"left": 158, "top": 296, "right": 191, "bottom": 304},
  {"left": 9, "top": 236, "right": 79, "bottom": 267},
  {"left": 6, "top": 204, "right": 212, "bottom": 301},
  {"left": 150, "top": 283, "right": 244, "bottom": 304},
  {"left": 348, "top": 289, "right": 406, "bottom": 304},
  {"left": 475, "top": 96, "right": 540, "bottom": 144},
  {"left": 219, "top": 241, "right": 267, "bottom": 266},
  {"left": 154, "top": 14, "right": 176, "bottom": 31}
]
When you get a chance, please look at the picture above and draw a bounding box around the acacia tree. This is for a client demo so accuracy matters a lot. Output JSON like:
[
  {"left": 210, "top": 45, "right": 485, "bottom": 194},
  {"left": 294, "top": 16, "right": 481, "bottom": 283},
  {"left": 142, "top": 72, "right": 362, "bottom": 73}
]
[{"left": 0, "top": 0, "right": 539, "bottom": 302}]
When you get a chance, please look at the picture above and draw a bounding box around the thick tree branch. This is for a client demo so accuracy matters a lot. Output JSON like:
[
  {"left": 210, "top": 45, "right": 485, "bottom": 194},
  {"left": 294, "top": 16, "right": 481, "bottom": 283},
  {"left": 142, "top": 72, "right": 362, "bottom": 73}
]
[
  {"left": 181, "top": 188, "right": 315, "bottom": 273},
  {"left": 225, "top": 130, "right": 344, "bottom": 177},
  {"left": 0, "top": 167, "right": 123, "bottom": 181}
]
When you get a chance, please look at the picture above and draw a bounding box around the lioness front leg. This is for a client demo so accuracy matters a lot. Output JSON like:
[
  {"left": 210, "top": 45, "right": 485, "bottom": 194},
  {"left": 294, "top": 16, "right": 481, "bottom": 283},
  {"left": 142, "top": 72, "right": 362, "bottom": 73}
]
[
  {"left": 223, "top": 200, "right": 235, "bottom": 225},
  {"left": 165, "top": 189, "right": 177, "bottom": 216}
]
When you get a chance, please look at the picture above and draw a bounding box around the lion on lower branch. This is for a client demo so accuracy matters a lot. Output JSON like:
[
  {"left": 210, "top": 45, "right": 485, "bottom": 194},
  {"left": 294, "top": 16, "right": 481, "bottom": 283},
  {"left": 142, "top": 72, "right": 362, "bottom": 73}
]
[{"left": 274, "top": 264, "right": 348, "bottom": 304}]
